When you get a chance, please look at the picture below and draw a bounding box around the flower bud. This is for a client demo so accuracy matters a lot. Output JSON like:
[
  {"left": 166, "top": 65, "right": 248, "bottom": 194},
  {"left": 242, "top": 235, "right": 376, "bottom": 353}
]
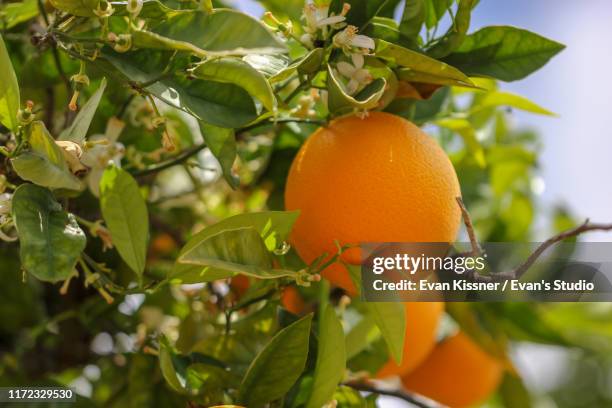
[{"left": 127, "top": 0, "right": 143, "bottom": 17}]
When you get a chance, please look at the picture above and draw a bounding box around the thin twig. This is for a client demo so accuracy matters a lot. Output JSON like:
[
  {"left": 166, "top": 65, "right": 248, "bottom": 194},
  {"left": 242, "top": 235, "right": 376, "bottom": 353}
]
[
  {"left": 239, "top": 117, "right": 325, "bottom": 133},
  {"left": 343, "top": 381, "right": 447, "bottom": 408},
  {"left": 513, "top": 219, "right": 612, "bottom": 278},
  {"left": 131, "top": 144, "right": 207, "bottom": 177},
  {"left": 456, "top": 196, "right": 482, "bottom": 256}
]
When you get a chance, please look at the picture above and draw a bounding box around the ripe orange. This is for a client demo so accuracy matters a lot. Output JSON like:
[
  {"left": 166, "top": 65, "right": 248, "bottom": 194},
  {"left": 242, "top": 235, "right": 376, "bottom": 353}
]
[
  {"left": 280, "top": 286, "right": 306, "bottom": 315},
  {"left": 401, "top": 332, "right": 504, "bottom": 408},
  {"left": 285, "top": 112, "right": 461, "bottom": 293},
  {"left": 377, "top": 302, "right": 444, "bottom": 378}
]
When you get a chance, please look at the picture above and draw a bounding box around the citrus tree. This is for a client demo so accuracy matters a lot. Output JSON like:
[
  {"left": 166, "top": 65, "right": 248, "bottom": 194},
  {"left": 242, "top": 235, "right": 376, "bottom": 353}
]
[{"left": 1, "top": 0, "right": 612, "bottom": 407}]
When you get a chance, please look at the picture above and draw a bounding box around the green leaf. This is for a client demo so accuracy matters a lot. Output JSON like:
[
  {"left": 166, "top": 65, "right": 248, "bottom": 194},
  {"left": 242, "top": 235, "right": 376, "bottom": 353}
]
[
  {"left": 238, "top": 314, "right": 313, "bottom": 407},
  {"left": 329, "top": 0, "right": 389, "bottom": 28},
  {"left": 435, "top": 117, "right": 486, "bottom": 167},
  {"left": 243, "top": 54, "right": 290, "bottom": 78},
  {"left": 332, "top": 386, "right": 369, "bottom": 407},
  {"left": 375, "top": 39, "right": 476, "bottom": 88},
  {"left": 427, "top": 0, "right": 475, "bottom": 58},
  {"left": 499, "top": 373, "right": 532, "bottom": 408},
  {"left": 473, "top": 91, "right": 554, "bottom": 116},
  {"left": 345, "top": 314, "right": 378, "bottom": 359},
  {"left": 60, "top": 78, "right": 107, "bottom": 143},
  {"left": 100, "top": 50, "right": 258, "bottom": 128},
  {"left": 306, "top": 306, "right": 346, "bottom": 408},
  {"left": 133, "top": 9, "right": 287, "bottom": 56},
  {"left": 48, "top": 0, "right": 99, "bottom": 17},
  {"left": 424, "top": 0, "right": 452, "bottom": 30},
  {"left": 11, "top": 184, "right": 86, "bottom": 282},
  {"left": 11, "top": 121, "right": 82, "bottom": 190},
  {"left": 199, "top": 122, "right": 238, "bottom": 188},
  {"left": 179, "top": 227, "right": 298, "bottom": 279},
  {"left": 1, "top": 0, "right": 39, "bottom": 30},
  {"left": 270, "top": 48, "right": 325, "bottom": 83},
  {"left": 327, "top": 65, "right": 386, "bottom": 114},
  {"left": 366, "top": 302, "right": 405, "bottom": 364},
  {"left": 170, "top": 211, "right": 299, "bottom": 283},
  {"left": 398, "top": 0, "right": 425, "bottom": 47},
  {"left": 0, "top": 34, "right": 20, "bottom": 131},
  {"left": 443, "top": 26, "right": 566, "bottom": 81},
  {"left": 191, "top": 58, "right": 275, "bottom": 112},
  {"left": 99, "top": 165, "right": 149, "bottom": 277}
]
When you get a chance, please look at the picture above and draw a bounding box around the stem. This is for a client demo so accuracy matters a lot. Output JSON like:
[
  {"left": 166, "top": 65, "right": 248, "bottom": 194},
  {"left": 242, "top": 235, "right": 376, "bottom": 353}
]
[
  {"left": 318, "top": 279, "right": 330, "bottom": 327},
  {"left": 239, "top": 118, "right": 325, "bottom": 133},
  {"left": 343, "top": 381, "right": 446, "bottom": 408},
  {"left": 131, "top": 143, "right": 207, "bottom": 177}
]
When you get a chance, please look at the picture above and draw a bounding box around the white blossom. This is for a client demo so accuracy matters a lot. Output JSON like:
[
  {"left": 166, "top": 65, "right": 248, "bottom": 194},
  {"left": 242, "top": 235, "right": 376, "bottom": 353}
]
[
  {"left": 332, "top": 25, "right": 375, "bottom": 52},
  {"left": 335, "top": 53, "right": 373, "bottom": 95}
]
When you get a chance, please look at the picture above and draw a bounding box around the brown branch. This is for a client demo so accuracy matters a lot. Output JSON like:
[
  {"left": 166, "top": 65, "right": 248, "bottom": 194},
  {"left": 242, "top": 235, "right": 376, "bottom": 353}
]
[
  {"left": 513, "top": 219, "right": 612, "bottom": 278},
  {"left": 343, "top": 381, "right": 447, "bottom": 408},
  {"left": 456, "top": 196, "right": 482, "bottom": 257},
  {"left": 131, "top": 143, "right": 207, "bottom": 177}
]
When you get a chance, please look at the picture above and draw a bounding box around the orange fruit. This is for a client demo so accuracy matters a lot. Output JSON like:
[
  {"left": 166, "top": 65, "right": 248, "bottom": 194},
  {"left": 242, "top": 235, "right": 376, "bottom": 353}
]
[
  {"left": 150, "top": 233, "right": 177, "bottom": 255},
  {"left": 229, "top": 275, "right": 250, "bottom": 299},
  {"left": 401, "top": 332, "right": 504, "bottom": 408},
  {"left": 285, "top": 112, "right": 461, "bottom": 293},
  {"left": 280, "top": 286, "right": 306, "bottom": 315},
  {"left": 377, "top": 302, "right": 444, "bottom": 378}
]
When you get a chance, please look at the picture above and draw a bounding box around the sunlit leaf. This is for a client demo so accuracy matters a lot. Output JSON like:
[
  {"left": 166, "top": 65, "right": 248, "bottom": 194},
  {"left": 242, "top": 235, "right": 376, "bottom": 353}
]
[
  {"left": 60, "top": 78, "right": 107, "bottom": 143},
  {"left": 473, "top": 91, "right": 554, "bottom": 116},
  {"left": 133, "top": 9, "right": 287, "bottom": 56},
  {"left": 11, "top": 184, "right": 86, "bottom": 282},
  {"left": 305, "top": 306, "right": 346, "bottom": 408},
  {"left": 0, "top": 34, "right": 20, "bottom": 131},
  {"left": 398, "top": 0, "right": 425, "bottom": 48},
  {"left": 238, "top": 314, "right": 312, "bottom": 407},
  {"left": 171, "top": 211, "right": 299, "bottom": 283},
  {"left": 1, "top": 0, "right": 38, "bottom": 29},
  {"left": 375, "top": 39, "right": 476, "bottom": 88},
  {"left": 11, "top": 121, "right": 82, "bottom": 190},
  {"left": 366, "top": 302, "right": 405, "bottom": 364},
  {"left": 49, "top": 0, "right": 99, "bottom": 17},
  {"left": 199, "top": 122, "right": 238, "bottom": 188},
  {"left": 191, "top": 58, "right": 275, "bottom": 112},
  {"left": 435, "top": 117, "right": 486, "bottom": 167},
  {"left": 444, "top": 26, "right": 565, "bottom": 81},
  {"left": 100, "top": 165, "right": 149, "bottom": 277}
]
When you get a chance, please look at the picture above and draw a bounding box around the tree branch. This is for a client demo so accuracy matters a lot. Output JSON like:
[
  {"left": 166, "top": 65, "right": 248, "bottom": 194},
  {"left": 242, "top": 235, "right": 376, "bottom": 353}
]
[
  {"left": 131, "top": 143, "right": 207, "bottom": 177},
  {"left": 343, "top": 381, "right": 447, "bottom": 408},
  {"left": 513, "top": 219, "right": 612, "bottom": 278},
  {"left": 456, "top": 196, "right": 482, "bottom": 257}
]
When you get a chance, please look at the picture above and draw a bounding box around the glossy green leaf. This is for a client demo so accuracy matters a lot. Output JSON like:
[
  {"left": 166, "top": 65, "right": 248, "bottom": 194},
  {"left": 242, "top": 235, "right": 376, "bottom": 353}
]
[
  {"left": 366, "top": 302, "right": 405, "bottom": 364},
  {"left": 49, "top": 0, "right": 99, "bottom": 17},
  {"left": 133, "top": 9, "right": 286, "bottom": 56},
  {"left": 199, "top": 122, "right": 238, "bottom": 188},
  {"left": 398, "top": 0, "right": 425, "bottom": 47},
  {"left": 171, "top": 211, "right": 299, "bottom": 283},
  {"left": 178, "top": 227, "right": 284, "bottom": 278},
  {"left": 329, "top": 0, "right": 388, "bottom": 28},
  {"left": 11, "top": 121, "right": 82, "bottom": 190},
  {"left": 306, "top": 306, "right": 346, "bottom": 408},
  {"left": 427, "top": 0, "right": 475, "bottom": 58},
  {"left": 443, "top": 26, "right": 566, "bottom": 81},
  {"left": 191, "top": 58, "right": 275, "bottom": 112},
  {"left": 60, "top": 78, "right": 107, "bottom": 143},
  {"left": 270, "top": 48, "right": 325, "bottom": 83},
  {"left": 327, "top": 65, "right": 386, "bottom": 114},
  {"left": 99, "top": 165, "right": 149, "bottom": 277},
  {"left": 11, "top": 184, "right": 86, "bottom": 282},
  {"left": 474, "top": 91, "right": 554, "bottom": 116},
  {"left": 364, "top": 17, "right": 400, "bottom": 43},
  {"left": 1, "top": 0, "right": 39, "bottom": 29},
  {"left": 332, "top": 386, "right": 369, "bottom": 407},
  {"left": 243, "top": 54, "right": 290, "bottom": 78},
  {"left": 345, "top": 314, "right": 378, "bottom": 359},
  {"left": 375, "top": 39, "right": 476, "bottom": 88},
  {"left": 100, "top": 50, "right": 258, "bottom": 128},
  {"left": 238, "top": 314, "right": 313, "bottom": 407},
  {"left": 0, "top": 34, "right": 20, "bottom": 131}
]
